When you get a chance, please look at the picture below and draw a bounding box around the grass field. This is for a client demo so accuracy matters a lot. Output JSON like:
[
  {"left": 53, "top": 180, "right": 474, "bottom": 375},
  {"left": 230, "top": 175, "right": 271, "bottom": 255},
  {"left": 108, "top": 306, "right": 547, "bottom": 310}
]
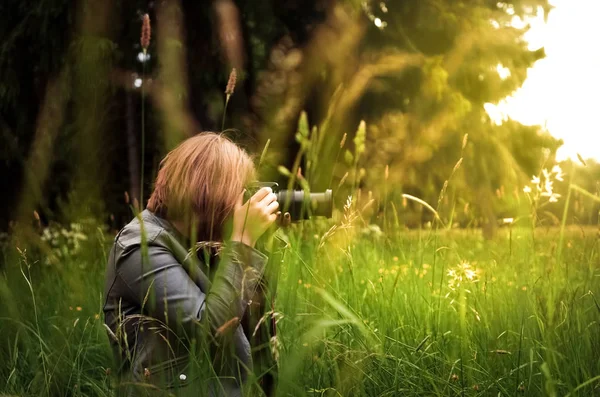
[{"left": 0, "top": 221, "right": 599, "bottom": 396}]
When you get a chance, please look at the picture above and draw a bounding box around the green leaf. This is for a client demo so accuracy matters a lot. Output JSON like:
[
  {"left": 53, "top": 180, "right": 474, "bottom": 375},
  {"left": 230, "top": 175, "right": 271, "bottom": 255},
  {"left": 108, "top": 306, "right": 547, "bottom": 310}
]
[
  {"left": 344, "top": 150, "right": 354, "bottom": 165},
  {"left": 297, "top": 111, "right": 309, "bottom": 138},
  {"left": 278, "top": 165, "right": 291, "bottom": 177}
]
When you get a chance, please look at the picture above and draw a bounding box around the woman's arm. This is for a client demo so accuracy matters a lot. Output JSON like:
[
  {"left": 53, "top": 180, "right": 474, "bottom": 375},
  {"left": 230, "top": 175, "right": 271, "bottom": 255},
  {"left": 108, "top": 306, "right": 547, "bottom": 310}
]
[{"left": 116, "top": 240, "right": 267, "bottom": 339}]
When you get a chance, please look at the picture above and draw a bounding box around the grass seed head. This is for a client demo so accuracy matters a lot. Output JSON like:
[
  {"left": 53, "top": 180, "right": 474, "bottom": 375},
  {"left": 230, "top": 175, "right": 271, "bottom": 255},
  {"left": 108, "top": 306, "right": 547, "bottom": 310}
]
[
  {"left": 141, "top": 14, "right": 151, "bottom": 51},
  {"left": 340, "top": 133, "right": 347, "bottom": 148},
  {"left": 354, "top": 120, "right": 366, "bottom": 156},
  {"left": 452, "top": 158, "right": 463, "bottom": 174},
  {"left": 225, "top": 68, "right": 237, "bottom": 95}
]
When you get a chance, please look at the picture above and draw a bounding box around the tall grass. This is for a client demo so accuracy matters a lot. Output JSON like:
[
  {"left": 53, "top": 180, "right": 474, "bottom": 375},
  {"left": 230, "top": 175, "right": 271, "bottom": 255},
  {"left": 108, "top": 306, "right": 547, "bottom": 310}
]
[
  {"left": 1, "top": 218, "right": 599, "bottom": 396},
  {"left": 2, "top": 115, "right": 599, "bottom": 396},
  {"left": 3, "top": 116, "right": 599, "bottom": 396}
]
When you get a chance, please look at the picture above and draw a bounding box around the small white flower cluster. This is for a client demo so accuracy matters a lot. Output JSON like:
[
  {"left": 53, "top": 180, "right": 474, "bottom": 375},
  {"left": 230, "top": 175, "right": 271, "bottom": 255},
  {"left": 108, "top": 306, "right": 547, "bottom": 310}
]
[
  {"left": 361, "top": 224, "right": 383, "bottom": 238},
  {"left": 523, "top": 165, "right": 564, "bottom": 203},
  {"left": 444, "top": 262, "right": 482, "bottom": 309},
  {"left": 447, "top": 261, "right": 480, "bottom": 290},
  {"left": 41, "top": 223, "right": 88, "bottom": 263}
]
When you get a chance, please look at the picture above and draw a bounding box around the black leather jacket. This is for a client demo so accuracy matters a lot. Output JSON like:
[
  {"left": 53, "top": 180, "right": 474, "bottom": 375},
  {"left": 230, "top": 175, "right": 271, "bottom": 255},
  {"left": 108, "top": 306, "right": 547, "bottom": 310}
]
[{"left": 103, "top": 210, "right": 279, "bottom": 396}]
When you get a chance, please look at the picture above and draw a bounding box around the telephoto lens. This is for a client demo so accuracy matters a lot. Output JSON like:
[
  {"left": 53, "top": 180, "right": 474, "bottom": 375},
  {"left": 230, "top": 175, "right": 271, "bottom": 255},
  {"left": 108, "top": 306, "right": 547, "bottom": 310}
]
[{"left": 277, "top": 189, "right": 333, "bottom": 221}]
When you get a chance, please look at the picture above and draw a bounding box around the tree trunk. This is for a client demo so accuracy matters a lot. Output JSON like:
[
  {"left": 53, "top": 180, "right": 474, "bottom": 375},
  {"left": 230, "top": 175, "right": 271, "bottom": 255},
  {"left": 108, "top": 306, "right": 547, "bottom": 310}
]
[{"left": 479, "top": 188, "right": 497, "bottom": 240}]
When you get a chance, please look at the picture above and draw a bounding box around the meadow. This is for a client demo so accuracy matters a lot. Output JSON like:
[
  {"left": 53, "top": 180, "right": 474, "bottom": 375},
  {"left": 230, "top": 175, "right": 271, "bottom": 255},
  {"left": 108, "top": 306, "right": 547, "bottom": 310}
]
[{"left": 1, "top": 218, "right": 598, "bottom": 396}]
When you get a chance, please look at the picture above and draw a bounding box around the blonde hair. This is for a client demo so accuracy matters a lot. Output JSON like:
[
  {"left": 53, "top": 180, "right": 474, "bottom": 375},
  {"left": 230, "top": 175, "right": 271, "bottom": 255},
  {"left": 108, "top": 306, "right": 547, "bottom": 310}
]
[{"left": 147, "top": 132, "right": 255, "bottom": 242}]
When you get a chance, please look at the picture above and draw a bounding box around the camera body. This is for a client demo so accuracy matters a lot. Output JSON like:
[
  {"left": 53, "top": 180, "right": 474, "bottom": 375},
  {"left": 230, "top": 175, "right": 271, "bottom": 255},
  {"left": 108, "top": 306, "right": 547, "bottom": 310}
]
[{"left": 245, "top": 182, "right": 333, "bottom": 222}]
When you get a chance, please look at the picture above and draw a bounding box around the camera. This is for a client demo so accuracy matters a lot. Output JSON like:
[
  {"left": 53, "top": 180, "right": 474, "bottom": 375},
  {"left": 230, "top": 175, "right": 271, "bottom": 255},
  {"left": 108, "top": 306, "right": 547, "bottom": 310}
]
[{"left": 245, "top": 182, "right": 333, "bottom": 221}]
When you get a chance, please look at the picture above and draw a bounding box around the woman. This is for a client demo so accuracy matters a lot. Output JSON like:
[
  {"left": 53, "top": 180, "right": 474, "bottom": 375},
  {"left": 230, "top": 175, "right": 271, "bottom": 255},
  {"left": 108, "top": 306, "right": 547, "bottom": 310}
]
[{"left": 103, "top": 132, "right": 287, "bottom": 396}]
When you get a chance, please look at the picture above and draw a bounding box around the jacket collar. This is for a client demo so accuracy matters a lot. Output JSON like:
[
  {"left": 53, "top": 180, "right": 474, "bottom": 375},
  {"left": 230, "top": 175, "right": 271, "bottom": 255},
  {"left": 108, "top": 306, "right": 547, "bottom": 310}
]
[{"left": 142, "top": 209, "right": 192, "bottom": 250}]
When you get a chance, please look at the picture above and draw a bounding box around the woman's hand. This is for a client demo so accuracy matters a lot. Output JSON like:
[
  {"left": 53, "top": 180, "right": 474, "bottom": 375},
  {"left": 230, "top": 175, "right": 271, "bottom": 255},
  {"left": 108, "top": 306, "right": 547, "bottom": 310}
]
[{"left": 231, "top": 187, "right": 279, "bottom": 248}]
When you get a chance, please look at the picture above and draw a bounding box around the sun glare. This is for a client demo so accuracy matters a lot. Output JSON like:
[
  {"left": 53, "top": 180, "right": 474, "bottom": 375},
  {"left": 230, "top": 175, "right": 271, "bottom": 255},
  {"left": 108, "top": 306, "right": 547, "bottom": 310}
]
[{"left": 486, "top": 0, "right": 600, "bottom": 161}]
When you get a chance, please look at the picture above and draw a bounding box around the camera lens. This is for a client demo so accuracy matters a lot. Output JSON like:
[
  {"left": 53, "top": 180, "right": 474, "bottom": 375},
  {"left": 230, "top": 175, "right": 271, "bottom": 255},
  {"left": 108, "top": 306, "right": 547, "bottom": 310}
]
[
  {"left": 277, "top": 189, "right": 333, "bottom": 221},
  {"left": 309, "top": 189, "right": 333, "bottom": 218}
]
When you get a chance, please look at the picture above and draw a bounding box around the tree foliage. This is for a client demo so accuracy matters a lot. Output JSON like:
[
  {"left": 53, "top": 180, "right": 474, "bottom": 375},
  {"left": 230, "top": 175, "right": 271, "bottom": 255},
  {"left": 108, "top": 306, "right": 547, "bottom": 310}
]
[{"left": 1, "top": 0, "right": 592, "bottom": 235}]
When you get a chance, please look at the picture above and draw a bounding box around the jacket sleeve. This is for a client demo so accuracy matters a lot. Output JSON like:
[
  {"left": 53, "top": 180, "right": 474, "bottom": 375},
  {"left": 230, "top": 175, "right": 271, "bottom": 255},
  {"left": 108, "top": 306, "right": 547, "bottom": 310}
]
[{"left": 116, "top": 239, "right": 267, "bottom": 338}]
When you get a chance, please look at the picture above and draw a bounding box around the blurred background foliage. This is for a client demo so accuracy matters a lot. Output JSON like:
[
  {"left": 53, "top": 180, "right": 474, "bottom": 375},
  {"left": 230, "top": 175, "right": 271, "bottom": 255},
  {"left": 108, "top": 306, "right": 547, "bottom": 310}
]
[{"left": 0, "top": 0, "right": 598, "bottom": 239}]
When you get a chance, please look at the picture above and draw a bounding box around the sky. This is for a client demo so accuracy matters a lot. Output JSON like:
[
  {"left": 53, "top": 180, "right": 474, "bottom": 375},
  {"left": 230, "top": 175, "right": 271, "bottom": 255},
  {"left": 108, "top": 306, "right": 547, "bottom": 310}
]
[{"left": 485, "top": 0, "right": 600, "bottom": 161}]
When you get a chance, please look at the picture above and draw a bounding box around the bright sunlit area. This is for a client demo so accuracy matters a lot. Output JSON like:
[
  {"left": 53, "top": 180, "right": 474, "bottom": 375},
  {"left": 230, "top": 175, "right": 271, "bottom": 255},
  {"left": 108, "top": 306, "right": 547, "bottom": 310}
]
[{"left": 486, "top": 0, "right": 600, "bottom": 161}]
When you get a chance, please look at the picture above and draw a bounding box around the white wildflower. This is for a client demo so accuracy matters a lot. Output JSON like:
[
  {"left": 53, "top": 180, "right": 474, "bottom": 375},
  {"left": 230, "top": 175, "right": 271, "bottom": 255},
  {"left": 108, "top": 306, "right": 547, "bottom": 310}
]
[
  {"left": 542, "top": 168, "right": 551, "bottom": 179},
  {"left": 552, "top": 165, "right": 564, "bottom": 181},
  {"left": 464, "top": 268, "right": 477, "bottom": 280},
  {"left": 544, "top": 179, "right": 553, "bottom": 194},
  {"left": 447, "top": 262, "right": 480, "bottom": 290}
]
